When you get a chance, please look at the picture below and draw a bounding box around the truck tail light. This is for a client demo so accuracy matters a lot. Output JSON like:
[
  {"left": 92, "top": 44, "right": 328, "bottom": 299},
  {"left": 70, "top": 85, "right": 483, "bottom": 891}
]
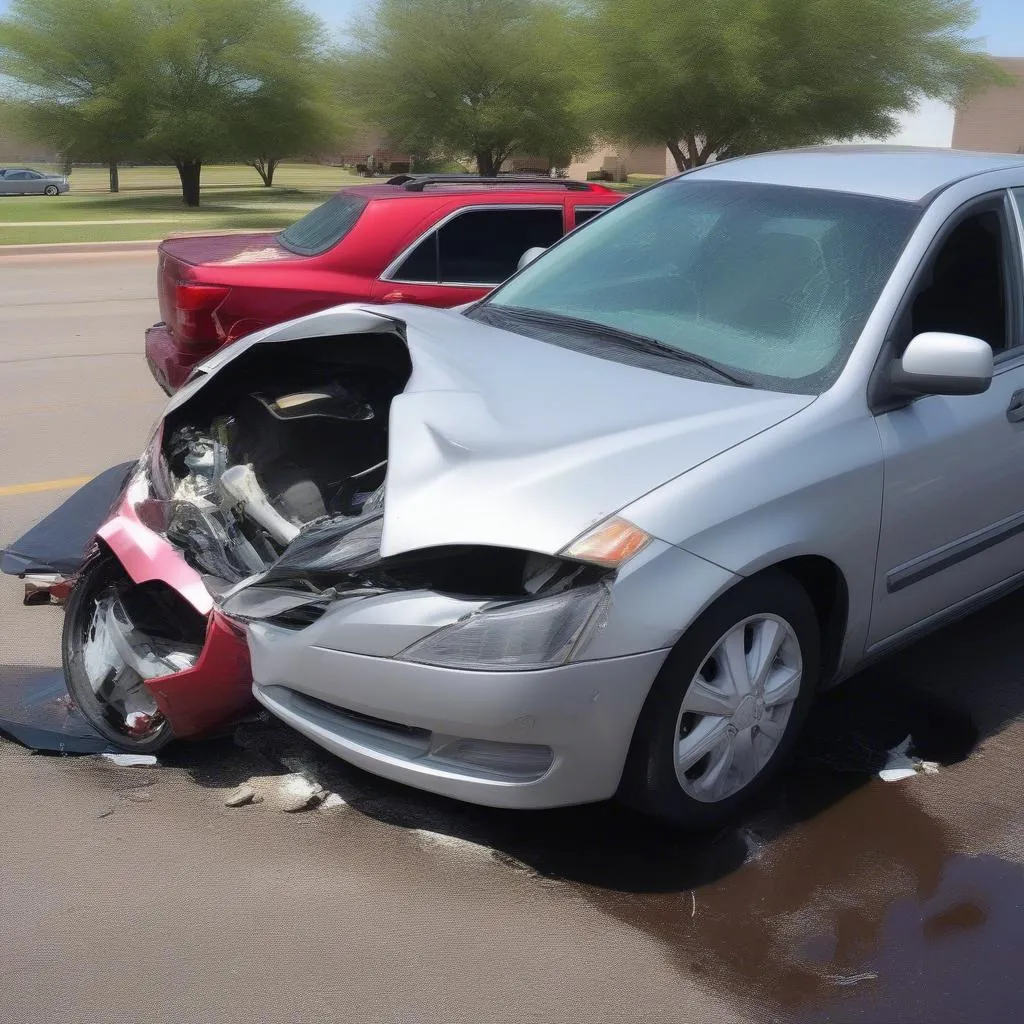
[{"left": 173, "top": 283, "right": 231, "bottom": 346}]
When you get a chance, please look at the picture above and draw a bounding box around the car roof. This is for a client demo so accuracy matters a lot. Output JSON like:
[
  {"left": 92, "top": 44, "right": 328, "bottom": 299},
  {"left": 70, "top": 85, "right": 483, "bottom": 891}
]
[
  {"left": 688, "top": 145, "right": 1024, "bottom": 203},
  {"left": 337, "top": 177, "right": 620, "bottom": 203}
]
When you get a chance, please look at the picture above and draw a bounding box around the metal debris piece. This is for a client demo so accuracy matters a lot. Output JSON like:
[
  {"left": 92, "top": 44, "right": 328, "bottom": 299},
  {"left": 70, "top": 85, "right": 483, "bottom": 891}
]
[{"left": 0, "top": 667, "right": 116, "bottom": 754}]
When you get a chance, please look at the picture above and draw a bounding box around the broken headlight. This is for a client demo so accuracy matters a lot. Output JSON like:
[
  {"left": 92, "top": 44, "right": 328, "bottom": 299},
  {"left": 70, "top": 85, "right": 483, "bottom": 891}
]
[
  {"left": 396, "top": 582, "right": 610, "bottom": 671},
  {"left": 135, "top": 421, "right": 172, "bottom": 500}
]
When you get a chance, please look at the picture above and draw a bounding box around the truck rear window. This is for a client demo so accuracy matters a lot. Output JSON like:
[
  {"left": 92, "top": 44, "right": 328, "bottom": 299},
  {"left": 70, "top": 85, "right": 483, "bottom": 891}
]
[{"left": 278, "top": 194, "right": 368, "bottom": 256}]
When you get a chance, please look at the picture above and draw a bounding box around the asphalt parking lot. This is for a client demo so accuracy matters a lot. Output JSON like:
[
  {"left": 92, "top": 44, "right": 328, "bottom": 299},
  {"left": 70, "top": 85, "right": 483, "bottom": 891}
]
[{"left": 1, "top": 250, "right": 1023, "bottom": 1024}]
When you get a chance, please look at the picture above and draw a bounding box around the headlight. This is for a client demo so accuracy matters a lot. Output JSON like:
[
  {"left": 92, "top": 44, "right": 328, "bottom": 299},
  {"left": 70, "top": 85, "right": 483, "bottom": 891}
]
[
  {"left": 397, "top": 582, "right": 610, "bottom": 671},
  {"left": 560, "top": 516, "right": 652, "bottom": 568}
]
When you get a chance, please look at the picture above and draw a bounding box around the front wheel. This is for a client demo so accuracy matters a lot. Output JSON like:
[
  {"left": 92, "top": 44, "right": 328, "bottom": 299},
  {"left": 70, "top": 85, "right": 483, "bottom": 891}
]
[
  {"left": 44, "top": 185, "right": 59, "bottom": 196},
  {"left": 619, "top": 571, "right": 819, "bottom": 829},
  {"left": 62, "top": 554, "right": 177, "bottom": 752}
]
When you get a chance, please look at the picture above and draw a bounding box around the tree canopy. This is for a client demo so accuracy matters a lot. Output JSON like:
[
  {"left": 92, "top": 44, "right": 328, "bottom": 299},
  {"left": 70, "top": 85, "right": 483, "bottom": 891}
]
[
  {"left": 340, "top": 0, "right": 592, "bottom": 176},
  {"left": 580, "top": 0, "right": 1009, "bottom": 170},
  {"left": 0, "top": 0, "right": 342, "bottom": 203},
  {"left": 0, "top": 0, "right": 151, "bottom": 190}
]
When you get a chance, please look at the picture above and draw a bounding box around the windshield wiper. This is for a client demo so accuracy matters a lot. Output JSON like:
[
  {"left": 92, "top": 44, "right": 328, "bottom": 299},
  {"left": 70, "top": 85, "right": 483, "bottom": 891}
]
[{"left": 482, "top": 305, "right": 753, "bottom": 388}]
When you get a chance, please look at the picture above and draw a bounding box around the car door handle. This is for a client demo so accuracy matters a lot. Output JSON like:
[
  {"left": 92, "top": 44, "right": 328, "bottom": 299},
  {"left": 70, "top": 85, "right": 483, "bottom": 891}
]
[
  {"left": 1008, "top": 391, "right": 1024, "bottom": 423},
  {"left": 381, "top": 291, "right": 406, "bottom": 303}
]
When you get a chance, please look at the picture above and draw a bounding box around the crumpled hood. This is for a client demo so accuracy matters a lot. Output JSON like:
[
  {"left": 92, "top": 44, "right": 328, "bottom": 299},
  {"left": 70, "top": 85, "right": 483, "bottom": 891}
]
[{"left": 176, "top": 303, "right": 815, "bottom": 558}]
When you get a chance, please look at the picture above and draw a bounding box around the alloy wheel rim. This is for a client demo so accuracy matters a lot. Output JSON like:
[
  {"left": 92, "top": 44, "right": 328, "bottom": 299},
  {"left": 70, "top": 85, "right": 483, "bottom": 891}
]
[{"left": 674, "top": 613, "right": 802, "bottom": 804}]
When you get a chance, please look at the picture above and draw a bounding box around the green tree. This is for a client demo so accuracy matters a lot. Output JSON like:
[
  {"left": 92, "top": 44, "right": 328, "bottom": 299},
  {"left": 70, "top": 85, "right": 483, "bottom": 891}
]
[
  {"left": 0, "top": 0, "right": 150, "bottom": 191},
  {"left": 0, "top": 0, "right": 338, "bottom": 205},
  {"left": 142, "top": 0, "right": 332, "bottom": 204},
  {"left": 582, "top": 0, "right": 1008, "bottom": 170},
  {"left": 341, "top": 0, "right": 592, "bottom": 177},
  {"left": 242, "top": 74, "right": 346, "bottom": 187}
]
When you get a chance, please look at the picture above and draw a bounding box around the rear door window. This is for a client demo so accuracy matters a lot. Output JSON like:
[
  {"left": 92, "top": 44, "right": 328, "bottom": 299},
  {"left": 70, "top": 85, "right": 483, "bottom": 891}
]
[
  {"left": 278, "top": 193, "right": 368, "bottom": 256},
  {"left": 573, "top": 208, "right": 606, "bottom": 228},
  {"left": 394, "top": 207, "right": 564, "bottom": 285}
]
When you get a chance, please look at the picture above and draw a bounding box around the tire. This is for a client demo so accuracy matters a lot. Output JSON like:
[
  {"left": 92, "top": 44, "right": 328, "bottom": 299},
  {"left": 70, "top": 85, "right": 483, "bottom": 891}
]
[
  {"left": 44, "top": 185, "right": 59, "bottom": 196},
  {"left": 619, "top": 570, "right": 820, "bottom": 829},
  {"left": 62, "top": 553, "right": 175, "bottom": 753}
]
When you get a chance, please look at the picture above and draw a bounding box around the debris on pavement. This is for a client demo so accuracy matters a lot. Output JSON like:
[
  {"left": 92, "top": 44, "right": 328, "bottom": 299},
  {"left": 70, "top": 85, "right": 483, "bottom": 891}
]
[
  {"left": 0, "top": 666, "right": 117, "bottom": 755},
  {"left": 878, "top": 737, "right": 941, "bottom": 782},
  {"left": 824, "top": 971, "right": 879, "bottom": 987},
  {"left": 224, "top": 784, "right": 261, "bottom": 807},
  {"left": 275, "top": 772, "right": 325, "bottom": 812},
  {"left": 100, "top": 752, "right": 158, "bottom": 767}
]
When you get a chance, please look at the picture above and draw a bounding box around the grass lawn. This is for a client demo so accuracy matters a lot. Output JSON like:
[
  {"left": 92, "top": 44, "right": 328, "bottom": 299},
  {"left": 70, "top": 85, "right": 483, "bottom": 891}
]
[
  {"left": 0, "top": 163, "right": 365, "bottom": 244},
  {"left": 0, "top": 162, "right": 664, "bottom": 244},
  {"left": 28, "top": 161, "right": 366, "bottom": 193}
]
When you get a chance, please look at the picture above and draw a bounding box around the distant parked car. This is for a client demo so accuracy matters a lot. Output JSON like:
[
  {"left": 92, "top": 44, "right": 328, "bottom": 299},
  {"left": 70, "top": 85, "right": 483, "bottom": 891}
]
[
  {"left": 144, "top": 174, "right": 623, "bottom": 393},
  {"left": 0, "top": 168, "right": 69, "bottom": 196}
]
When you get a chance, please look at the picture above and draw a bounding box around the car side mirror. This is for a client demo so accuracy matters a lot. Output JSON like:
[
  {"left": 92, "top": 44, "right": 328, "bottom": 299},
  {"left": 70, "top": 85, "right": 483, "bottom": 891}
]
[
  {"left": 518, "top": 246, "right": 546, "bottom": 271},
  {"left": 890, "top": 332, "right": 993, "bottom": 398}
]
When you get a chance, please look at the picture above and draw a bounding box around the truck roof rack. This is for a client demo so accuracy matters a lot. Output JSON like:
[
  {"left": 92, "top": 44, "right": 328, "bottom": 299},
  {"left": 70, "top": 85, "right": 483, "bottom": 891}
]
[{"left": 386, "top": 173, "right": 593, "bottom": 192}]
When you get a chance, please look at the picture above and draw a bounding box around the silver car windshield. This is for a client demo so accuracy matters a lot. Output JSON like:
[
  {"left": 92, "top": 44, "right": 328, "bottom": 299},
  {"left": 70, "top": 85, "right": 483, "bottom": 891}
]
[{"left": 480, "top": 180, "right": 921, "bottom": 394}]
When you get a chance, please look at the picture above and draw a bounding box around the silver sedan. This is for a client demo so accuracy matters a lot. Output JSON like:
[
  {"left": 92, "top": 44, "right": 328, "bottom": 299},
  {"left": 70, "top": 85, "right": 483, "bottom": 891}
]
[
  {"left": 0, "top": 168, "right": 69, "bottom": 195},
  {"left": 35, "top": 145, "right": 1024, "bottom": 829}
]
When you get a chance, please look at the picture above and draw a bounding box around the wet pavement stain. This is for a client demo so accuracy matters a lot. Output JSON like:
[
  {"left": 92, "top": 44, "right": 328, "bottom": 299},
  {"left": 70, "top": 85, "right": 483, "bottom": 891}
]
[{"left": 5, "top": 588, "right": 1024, "bottom": 1022}]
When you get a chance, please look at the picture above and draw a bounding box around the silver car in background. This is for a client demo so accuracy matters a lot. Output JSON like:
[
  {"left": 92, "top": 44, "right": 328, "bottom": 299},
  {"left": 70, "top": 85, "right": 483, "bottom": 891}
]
[
  {"left": 0, "top": 167, "right": 69, "bottom": 195},
  {"left": 114, "top": 145, "right": 1024, "bottom": 828}
]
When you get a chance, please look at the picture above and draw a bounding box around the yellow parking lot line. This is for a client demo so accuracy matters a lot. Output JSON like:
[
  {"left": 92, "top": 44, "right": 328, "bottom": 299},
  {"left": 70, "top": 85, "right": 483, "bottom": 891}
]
[{"left": 0, "top": 475, "right": 92, "bottom": 497}]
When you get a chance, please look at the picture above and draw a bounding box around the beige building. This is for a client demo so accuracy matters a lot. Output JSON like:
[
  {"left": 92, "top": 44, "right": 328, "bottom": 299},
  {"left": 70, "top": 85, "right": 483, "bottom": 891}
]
[
  {"left": 953, "top": 57, "right": 1024, "bottom": 153},
  {"left": 568, "top": 142, "right": 674, "bottom": 181}
]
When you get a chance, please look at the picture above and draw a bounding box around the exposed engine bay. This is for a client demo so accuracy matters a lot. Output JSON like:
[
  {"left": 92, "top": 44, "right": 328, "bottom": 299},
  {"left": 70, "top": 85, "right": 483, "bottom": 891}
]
[{"left": 142, "top": 332, "right": 605, "bottom": 629}]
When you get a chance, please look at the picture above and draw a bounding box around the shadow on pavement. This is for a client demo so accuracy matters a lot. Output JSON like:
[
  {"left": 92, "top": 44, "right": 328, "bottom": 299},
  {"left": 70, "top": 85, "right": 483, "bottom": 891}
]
[
  {"left": 5, "top": 586, "right": 1024, "bottom": 1020},
  {"left": 177, "top": 588, "right": 1024, "bottom": 1021}
]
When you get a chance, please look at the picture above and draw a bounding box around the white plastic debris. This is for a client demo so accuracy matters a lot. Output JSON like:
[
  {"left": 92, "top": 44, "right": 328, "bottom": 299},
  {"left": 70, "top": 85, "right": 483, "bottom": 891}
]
[
  {"left": 224, "top": 785, "right": 261, "bottom": 808},
  {"left": 275, "top": 772, "right": 325, "bottom": 812},
  {"left": 101, "top": 753, "right": 158, "bottom": 767},
  {"left": 878, "top": 736, "right": 939, "bottom": 782}
]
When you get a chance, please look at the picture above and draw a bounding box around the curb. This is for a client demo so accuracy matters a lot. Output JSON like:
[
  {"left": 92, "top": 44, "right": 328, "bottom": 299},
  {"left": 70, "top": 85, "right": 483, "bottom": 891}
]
[
  {"left": 0, "top": 228, "right": 272, "bottom": 256},
  {"left": 0, "top": 239, "right": 161, "bottom": 255}
]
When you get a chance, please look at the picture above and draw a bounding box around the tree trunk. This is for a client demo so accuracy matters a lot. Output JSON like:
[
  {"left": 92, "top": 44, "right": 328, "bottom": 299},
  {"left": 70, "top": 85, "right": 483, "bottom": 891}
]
[
  {"left": 175, "top": 159, "right": 202, "bottom": 207},
  {"left": 251, "top": 157, "right": 278, "bottom": 187},
  {"left": 475, "top": 150, "right": 498, "bottom": 177},
  {"left": 666, "top": 139, "right": 688, "bottom": 172},
  {"left": 108, "top": 161, "right": 119, "bottom": 193}
]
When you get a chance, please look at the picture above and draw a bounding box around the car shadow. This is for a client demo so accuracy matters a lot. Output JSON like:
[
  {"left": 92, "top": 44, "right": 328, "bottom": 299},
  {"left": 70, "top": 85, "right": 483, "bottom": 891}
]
[
  {"left": 6, "top": 584, "right": 1023, "bottom": 1019},
  {"left": 165, "top": 587, "right": 1024, "bottom": 1019},
  {"left": 176, "top": 587, "right": 1015, "bottom": 895}
]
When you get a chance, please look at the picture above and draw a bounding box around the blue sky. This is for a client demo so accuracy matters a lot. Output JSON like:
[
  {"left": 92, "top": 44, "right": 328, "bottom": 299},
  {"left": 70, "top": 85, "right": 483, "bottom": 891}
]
[{"left": 0, "top": 0, "right": 1020, "bottom": 144}]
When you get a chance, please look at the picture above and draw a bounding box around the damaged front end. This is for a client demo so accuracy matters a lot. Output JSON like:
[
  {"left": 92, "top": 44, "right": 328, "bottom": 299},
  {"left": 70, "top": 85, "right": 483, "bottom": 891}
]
[
  {"left": 148, "top": 323, "right": 614, "bottom": 671},
  {"left": 3, "top": 308, "right": 629, "bottom": 755}
]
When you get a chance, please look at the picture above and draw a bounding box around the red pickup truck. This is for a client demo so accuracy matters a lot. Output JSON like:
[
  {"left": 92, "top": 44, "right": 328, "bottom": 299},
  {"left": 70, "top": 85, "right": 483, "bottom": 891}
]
[{"left": 145, "top": 174, "right": 622, "bottom": 393}]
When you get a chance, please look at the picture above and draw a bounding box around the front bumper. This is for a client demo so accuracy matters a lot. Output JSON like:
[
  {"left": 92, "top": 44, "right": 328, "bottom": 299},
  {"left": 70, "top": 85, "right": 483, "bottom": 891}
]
[
  {"left": 242, "top": 539, "right": 736, "bottom": 808},
  {"left": 251, "top": 630, "right": 668, "bottom": 808}
]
